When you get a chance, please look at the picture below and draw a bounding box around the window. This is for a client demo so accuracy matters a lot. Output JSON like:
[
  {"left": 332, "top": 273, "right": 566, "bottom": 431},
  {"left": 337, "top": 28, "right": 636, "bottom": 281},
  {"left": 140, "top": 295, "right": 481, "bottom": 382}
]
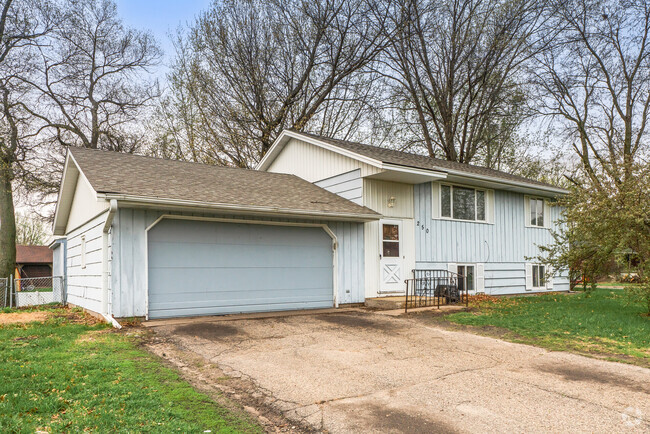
[
  {"left": 532, "top": 264, "right": 545, "bottom": 289},
  {"left": 457, "top": 265, "right": 475, "bottom": 292},
  {"left": 529, "top": 197, "right": 545, "bottom": 227},
  {"left": 440, "top": 184, "right": 486, "bottom": 221},
  {"left": 382, "top": 224, "right": 399, "bottom": 257},
  {"left": 80, "top": 235, "right": 87, "bottom": 269}
]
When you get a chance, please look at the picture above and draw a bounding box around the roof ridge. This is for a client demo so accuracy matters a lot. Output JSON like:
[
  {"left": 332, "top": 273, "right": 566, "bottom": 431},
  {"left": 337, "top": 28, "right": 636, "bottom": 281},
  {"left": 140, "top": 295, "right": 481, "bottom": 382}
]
[
  {"left": 289, "top": 130, "right": 564, "bottom": 190},
  {"left": 68, "top": 146, "right": 301, "bottom": 179}
]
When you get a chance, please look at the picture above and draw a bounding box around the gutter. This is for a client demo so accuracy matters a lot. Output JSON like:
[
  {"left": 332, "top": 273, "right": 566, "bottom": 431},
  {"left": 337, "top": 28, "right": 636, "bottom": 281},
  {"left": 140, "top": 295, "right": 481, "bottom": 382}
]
[
  {"left": 102, "top": 199, "right": 121, "bottom": 329},
  {"left": 101, "top": 194, "right": 381, "bottom": 221}
]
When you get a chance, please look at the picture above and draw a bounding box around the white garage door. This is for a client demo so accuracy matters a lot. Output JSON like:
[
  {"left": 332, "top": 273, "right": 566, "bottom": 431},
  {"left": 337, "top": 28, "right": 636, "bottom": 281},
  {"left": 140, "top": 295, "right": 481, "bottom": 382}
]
[{"left": 147, "top": 219, "right": 334, "bottom": 319}]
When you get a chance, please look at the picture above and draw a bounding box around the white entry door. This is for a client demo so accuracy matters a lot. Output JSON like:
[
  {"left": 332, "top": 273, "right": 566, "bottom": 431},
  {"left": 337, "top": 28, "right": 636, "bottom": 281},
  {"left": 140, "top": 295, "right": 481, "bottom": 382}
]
[{"left": 379, "top": 220, "right": 403, "bottom": 294}]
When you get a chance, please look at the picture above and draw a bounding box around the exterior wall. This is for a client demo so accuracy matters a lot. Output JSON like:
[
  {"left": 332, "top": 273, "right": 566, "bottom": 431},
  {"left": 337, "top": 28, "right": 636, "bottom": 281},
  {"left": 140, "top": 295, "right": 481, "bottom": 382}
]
[
  {"left": 65, "top": 174, "right": 109, "bottom": 233},
  {"left": 267, "top": 138, "right": 381, "bottom": 182},
  {"left": 111, "top": 208, "right": 366, "bottom": 318},
  {"left": 51, "top": 241, "right": 66, "bottom": 277},
  {"left": 363, "top": 179, "right": 415, "bottom": 297},
  {"left": 414, "top": 182, "right": 570, "bottom": 294},
  {"left": 65, "top": 211, "right": 108, "bottom": 313},
  {"left": 314, "top": 169, "right": 363, "bottom": 205}
]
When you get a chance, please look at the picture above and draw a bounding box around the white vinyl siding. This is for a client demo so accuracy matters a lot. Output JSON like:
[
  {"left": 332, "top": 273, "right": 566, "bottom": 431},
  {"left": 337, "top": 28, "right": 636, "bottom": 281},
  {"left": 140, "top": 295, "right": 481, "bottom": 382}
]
[
  {"left": 266, "top": 138, "right": 381, "bottom": 182},
  {"left": 314, "top": 169, "right": 363, "bottom": 205},
  {"left": 66, "top": 212, "right": 107, "bottom": 313}
]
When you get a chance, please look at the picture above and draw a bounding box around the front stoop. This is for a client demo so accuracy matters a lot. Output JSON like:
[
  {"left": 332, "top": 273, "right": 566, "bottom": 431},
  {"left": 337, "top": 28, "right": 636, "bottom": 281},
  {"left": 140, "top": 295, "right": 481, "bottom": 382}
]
[{"left": 364, "top": 296, "right": 408, "bottom": 310}]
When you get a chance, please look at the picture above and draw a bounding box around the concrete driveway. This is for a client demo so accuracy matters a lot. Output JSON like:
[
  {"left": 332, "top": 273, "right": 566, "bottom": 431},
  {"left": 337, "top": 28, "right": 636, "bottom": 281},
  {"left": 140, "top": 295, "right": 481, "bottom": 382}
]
[{"left": 148, "top": 311, "right": 650, "bottom": 433}]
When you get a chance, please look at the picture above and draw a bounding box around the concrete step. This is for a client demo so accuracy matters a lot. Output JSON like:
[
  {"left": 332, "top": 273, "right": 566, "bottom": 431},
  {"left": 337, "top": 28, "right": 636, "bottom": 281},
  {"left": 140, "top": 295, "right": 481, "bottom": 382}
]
[{"left": 364, "top": 296, "right": 407, "bottom": 310}]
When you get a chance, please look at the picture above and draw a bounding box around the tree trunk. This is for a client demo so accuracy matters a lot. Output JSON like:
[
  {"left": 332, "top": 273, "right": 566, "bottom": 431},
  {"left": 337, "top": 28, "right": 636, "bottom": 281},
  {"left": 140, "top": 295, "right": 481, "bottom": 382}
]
[{"left": 0, "top": 159, "right": 16, "bottom": 281}]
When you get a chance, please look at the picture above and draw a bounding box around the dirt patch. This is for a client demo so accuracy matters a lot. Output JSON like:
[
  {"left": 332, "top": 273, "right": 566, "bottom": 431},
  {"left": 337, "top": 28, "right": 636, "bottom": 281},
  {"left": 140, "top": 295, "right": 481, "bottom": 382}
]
[
  {"left": 319, "top": 313, "right": 405, "bottom": 333},
  {"left": 538, "top": 364, "right": 650, "bottom": 394},
  {"left": 174, "top": 322, "right": 245, "bottom": 340},
  {"left": 0, "top": 311, "right": 48, "bottom": 325},
  {"left": 339, "top": 402, "right": 459, "bottom": 434},
  {"left": 75, "top": 329, "right": 114, "bottom": 343}
]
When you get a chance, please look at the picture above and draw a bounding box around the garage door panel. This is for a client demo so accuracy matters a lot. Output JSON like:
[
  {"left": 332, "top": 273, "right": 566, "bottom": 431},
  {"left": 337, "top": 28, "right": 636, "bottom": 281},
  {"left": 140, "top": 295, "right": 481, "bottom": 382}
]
[
  {"left": 151, "top": 299, "right": 334, "bottom": 319},
  {"left": 150, "top": 220, "right": 331, "bottom": 245},
  {"left": 148, "top": 267, "right": 333, "bottom": 296},
  {"left": 147, "top": 219, "right": 335, "bottom": 318},
  {"left": 148, "top": 242, "right": 332, "bottom": 268}
]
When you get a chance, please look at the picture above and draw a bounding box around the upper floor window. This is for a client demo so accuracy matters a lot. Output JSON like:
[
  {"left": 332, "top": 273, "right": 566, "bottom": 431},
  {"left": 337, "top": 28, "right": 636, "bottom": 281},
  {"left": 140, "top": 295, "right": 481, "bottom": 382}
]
[
  {"left": 526, "top": 197, "right": 547, "bottom": 228},
  {"left": 441, "top": 184, "right": 486, "bottom": 222}
]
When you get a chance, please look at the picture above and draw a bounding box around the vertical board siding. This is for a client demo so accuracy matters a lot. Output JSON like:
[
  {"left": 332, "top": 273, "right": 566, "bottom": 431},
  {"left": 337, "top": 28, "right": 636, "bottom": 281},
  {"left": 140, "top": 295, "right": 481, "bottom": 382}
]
[
  {"left": 414, "top": 183, "right": 569, "bottom": 294},
  {"left": 111, "top": 208, "right": 365, "bottom": 318},
  {"left": 66, "top": 212, "right": 106, "bottom": 313},
  {"left": 314, "top": 169, "right": 363, "bottom": 205},
  {"left": 363, "top": 179, "right": 414, "bottom": 218},
  {"left": 267, "top": 138, "right": 380, "bottom": 182}
]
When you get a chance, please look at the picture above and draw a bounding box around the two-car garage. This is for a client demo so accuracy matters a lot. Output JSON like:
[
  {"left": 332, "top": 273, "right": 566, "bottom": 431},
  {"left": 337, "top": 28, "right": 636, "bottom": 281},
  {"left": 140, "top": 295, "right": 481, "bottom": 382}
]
[{"left": 147, "top": 219, "right": 336, "bottom": 319}]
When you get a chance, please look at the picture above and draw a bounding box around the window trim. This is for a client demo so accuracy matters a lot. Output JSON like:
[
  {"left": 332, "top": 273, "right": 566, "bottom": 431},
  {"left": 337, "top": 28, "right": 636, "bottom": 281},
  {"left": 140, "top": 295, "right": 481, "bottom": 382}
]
[
  {"left": 80, "top": 235, "right": 87, "bottom": 269},
  {"left": 439, "top": 183, "right": 488, "bottom": 223},
  {"left": 525, "top": 195, "right": 548, "bottom": 229},
  {"left": 531, "top": 264, "right": 546, "bottom": 289}
]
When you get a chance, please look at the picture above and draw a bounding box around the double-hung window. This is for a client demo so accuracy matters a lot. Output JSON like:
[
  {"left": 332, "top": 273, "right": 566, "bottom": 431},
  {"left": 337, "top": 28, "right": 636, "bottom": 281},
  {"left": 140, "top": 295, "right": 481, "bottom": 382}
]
[
  {"left": 529, "top": 197, "right": 545, "bottom": 227},
  {"left": 532, "top": 264, "right": 545, "bottom": 289},
  {"left": 441, "top": 184, "right": 486, "bottom": 222}
]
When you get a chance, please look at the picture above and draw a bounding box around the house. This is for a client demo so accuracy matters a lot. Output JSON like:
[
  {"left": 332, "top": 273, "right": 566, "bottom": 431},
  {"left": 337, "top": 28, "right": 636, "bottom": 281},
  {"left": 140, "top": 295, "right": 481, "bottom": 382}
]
[
  {"left": 258, "top": 130, "right": 570, "bottom": 298},
  {"left": 52, "top": 131, "right": 568, "bottom": 322},
  {"left": 15, "top": 245, "right": 53, "bottom": 279}
]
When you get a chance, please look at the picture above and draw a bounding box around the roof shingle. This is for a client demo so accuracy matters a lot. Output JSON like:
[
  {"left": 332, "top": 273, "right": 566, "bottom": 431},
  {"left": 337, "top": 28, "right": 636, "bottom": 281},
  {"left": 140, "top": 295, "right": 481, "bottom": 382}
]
[
  {"left": 16, "top": 245, "right": 52, "bottom": 264},
  {"left": 292, "top": 130, "right": 564, "bottom": 191},
  {"left": 69, "top": 147, "right": 380, "bottom": 219}
]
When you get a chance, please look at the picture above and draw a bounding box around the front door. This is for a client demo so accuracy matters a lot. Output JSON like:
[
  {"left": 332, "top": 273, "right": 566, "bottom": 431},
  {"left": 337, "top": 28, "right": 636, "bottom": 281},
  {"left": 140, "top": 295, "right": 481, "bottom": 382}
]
[{"left": 379, "top": 220, "right": 403, "bottom": 294}]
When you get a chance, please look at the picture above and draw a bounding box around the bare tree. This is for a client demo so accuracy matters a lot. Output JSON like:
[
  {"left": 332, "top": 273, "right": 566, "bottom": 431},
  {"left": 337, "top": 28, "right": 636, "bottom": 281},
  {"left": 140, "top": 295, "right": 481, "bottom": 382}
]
[
  {"left": 25, "top": 0, "right": 161, "bottom": 153},
  {"left": 15, "top": 212, "right": 48, "bottom": 245},
  {"left": 155, "top": 0, "right": 391, "bottom": 168},
  {"left": 532, "top": 0, "right": 650, "bottom": 189},
  {"left": 375, "top": 0, "right": 547, "bottom": 165},
  {"left": 0, "top": 0, "right": 55, "bottom": 279}
]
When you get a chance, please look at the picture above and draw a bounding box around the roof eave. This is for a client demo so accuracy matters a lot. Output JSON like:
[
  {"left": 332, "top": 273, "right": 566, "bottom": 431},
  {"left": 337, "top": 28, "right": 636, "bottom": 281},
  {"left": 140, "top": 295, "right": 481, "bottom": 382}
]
[
  {"left": 102, "top": 193, "right": 382, "bottom": 222},
  {"left": 257, "top": 130, "right": 384, "bottom": 171}
]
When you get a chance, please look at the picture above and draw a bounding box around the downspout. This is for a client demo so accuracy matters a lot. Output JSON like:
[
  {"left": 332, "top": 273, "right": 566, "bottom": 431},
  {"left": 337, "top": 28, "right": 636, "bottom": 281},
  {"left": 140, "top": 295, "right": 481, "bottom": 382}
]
[{"left": 102, "top": 199, "right": 121, "bottom": 329}]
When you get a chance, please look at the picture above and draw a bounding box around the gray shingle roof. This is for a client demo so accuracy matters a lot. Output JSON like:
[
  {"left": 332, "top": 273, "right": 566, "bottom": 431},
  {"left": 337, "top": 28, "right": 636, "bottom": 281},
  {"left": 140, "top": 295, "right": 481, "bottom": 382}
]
[
  {"left": 293, "top": 130, "right": 564, "bottom": 191},
  {"left": 69, "top": 147, "right": 380, "bottom": 219}
]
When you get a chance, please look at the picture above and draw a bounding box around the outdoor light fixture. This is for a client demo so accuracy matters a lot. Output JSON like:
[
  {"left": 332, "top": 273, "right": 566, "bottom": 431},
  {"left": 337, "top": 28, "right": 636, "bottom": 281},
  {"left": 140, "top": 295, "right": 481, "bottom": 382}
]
[{"left": 387, "top": 196, "right": 396, "bottom": 208}]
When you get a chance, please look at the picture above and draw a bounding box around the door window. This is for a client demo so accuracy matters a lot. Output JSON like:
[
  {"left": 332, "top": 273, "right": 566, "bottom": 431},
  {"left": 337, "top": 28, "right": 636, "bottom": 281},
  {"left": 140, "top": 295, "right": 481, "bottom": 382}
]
[{"left": 382, "top": 224, "right": 400, "bottom": 257}]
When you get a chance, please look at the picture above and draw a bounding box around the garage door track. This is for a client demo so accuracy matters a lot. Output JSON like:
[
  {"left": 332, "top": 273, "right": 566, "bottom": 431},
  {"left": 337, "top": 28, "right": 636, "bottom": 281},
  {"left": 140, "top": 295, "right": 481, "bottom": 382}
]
[{"left": 147, "top": 311, "right": 650, "bottom": 433}]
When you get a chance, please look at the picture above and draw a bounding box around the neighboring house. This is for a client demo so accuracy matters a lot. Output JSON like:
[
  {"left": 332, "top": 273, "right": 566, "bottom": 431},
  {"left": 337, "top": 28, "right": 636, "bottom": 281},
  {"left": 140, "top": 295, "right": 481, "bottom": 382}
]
[
  {"left": 258, "top": 130, "right": 570, "bottom": 298},
  {"left": 52, "top": 131, "right": 568, "bottom": 321},
  {"left": 15, "top": 245, "right": 53, "bottom": 279}
]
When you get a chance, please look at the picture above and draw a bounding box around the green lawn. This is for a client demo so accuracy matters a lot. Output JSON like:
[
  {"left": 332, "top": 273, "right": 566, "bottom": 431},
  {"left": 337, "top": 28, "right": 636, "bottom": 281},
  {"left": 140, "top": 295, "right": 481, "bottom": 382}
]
[
  {"left": 436, "top": 289, "right": 649, "bottom": 366},
  {"left": 0, "top": 309, "right": 261, "bottom": 433}
]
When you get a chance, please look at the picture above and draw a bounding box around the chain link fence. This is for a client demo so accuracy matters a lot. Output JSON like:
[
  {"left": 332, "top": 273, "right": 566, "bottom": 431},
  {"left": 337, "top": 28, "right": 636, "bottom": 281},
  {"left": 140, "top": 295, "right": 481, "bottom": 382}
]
[
  {"left": 0, "top": 277, "right": 8, "bottom": 308},
  {"left": 3, "top": 276, "right": 66, "bottom": 308}
]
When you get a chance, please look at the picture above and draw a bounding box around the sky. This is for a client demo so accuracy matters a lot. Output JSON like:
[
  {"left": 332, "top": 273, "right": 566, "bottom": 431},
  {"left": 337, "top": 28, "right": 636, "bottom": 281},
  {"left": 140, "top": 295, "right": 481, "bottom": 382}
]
[{"left": 114, "top": 0, "right": 213, "bottom": 75}]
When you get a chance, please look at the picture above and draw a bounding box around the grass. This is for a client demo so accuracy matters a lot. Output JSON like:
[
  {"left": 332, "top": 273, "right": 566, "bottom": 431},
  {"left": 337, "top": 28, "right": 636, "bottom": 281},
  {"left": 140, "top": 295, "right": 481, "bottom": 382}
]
[
  {"left": 435, "top": 289, "right": 649, "bottom": 366},
  {"left": 0, "top": 308, "right": 262, "bottom": 433}
]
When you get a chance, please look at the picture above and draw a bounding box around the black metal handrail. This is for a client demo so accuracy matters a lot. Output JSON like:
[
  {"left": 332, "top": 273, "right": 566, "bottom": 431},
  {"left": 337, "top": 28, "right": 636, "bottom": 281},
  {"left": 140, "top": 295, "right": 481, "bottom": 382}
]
[{"left": 404, "top": 269, "right": 469, "bottom": 312}]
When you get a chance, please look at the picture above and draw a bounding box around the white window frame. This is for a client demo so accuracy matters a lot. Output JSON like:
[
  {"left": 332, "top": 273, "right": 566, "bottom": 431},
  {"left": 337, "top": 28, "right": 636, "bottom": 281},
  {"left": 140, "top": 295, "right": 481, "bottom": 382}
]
[
  {"left": 525, "top": 196, "right": 549, "bottom": 228},
  {"left": 80, "top": 235, "right": 86, "bottom": 269},
  {"left": 525, "top": 263, "right": 553, "bottom": 291},
  {"left": 439, "top": 183, "right": 488, "bottom": 222},
  {"left": 448, "top": 262, "right": 485, "bottom": 293}
]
